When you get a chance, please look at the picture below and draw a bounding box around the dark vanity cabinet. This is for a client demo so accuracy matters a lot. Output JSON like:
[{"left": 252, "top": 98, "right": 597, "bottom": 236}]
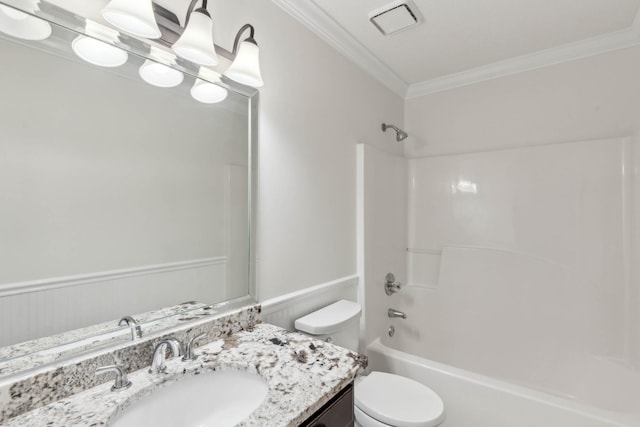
[{"left": 300, "top": 383, "right": 354, "bottom": 427}]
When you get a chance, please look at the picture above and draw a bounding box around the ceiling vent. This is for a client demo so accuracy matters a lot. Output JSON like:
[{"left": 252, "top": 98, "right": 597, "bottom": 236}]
[{"left": 369, "top": 0, "right": 422, "bottom": 36}]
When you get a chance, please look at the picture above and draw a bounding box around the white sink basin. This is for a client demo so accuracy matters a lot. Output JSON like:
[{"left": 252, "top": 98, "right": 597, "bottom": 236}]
[{"left": 111, "top": 371, "right": 269, "bottom": 427}]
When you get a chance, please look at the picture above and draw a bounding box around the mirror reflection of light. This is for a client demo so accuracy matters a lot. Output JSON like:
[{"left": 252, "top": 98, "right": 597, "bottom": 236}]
[
  {"left": 191, "top": 78, "right": 228, "bottom": 104},
  {"left": 72, "top": 35, "right": 128, "bottom": 68},
  {"left": 451, "top": 179, "right": 478, "bottom": 194},
  {"left": 190, "top": 68, "right": 227, "bottom": 104},
  {"left": 139, "top": 60, "right": 184, "bottom": 87},
  {"left": 0, "top": 4, "right": 52, "bottom": 41},
  {"left": 72, "top": 20, "right": 128, "bottom": 68},
  {"left": 138, "top": 47, "right": 184, "bottom": 88}
]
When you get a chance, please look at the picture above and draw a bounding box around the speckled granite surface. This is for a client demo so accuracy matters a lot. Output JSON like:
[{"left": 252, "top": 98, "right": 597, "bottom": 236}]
[
  {"left": 0, "top": 305, "right": 261, "bottom": 422},
  {"left": 4, "top": 323, "right": 366, "bottom": 427},
  {"left": 0, "top": 302, "right": 215, "bottom": 377}
]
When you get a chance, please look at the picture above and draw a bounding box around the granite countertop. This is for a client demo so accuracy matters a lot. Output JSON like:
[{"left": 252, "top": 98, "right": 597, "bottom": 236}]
[
  {"left": 5, "top": 323, "right": 366, "bottom": 427},
  {"left": 0, "top": 302, "right": 216, "bottom": 377}
]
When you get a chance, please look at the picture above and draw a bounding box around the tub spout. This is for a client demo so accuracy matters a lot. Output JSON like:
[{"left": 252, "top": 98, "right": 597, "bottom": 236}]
[{"left": 388, "top": 308, "right": 407, "bottom": 319}]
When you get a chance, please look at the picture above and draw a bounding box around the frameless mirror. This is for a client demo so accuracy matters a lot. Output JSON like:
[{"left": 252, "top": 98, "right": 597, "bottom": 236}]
[{"left": 0, "top": 0, "right": 257, "bottom": 373}]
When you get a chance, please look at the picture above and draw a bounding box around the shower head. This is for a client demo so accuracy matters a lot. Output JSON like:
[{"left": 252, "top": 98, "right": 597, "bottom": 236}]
[{"left": 381, "top": 123, "right": 408, "bottom": 142}]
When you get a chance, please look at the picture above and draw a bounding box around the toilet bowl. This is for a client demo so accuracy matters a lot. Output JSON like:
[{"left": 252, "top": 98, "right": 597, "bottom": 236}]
[
  {"left": 354, "top": 371, "right": 445, "bottom": 427},
  {"left": 294, "top": 300, "right": 445, "bottom": 427}
]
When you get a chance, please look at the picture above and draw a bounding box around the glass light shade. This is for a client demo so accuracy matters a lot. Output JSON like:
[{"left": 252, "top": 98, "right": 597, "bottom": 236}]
[
  {"left": 72, "top": 35, "right": 128, "bottom": 68},
  {"left": 224, "top": 40, "right": 263, "bottom": 87},
  {"left": 191, "top": 79, "right": 228, "bottom": 104},
  {"left": 101, "top": 0, "right": 161, "bottom": 39},
  {"left": 172, "top": 9, "right": 218, "bottom": 66},
  {"left": 0, "top": 4, "right": 51, "bottom": 41},
  {"left": 139, "top": 60, "right": 184, "bottom": 88}
]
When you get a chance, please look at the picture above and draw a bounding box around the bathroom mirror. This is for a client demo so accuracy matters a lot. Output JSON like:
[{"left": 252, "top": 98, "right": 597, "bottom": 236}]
[{"left": 0, "top": 0, "right": 257, "bottom": 370}]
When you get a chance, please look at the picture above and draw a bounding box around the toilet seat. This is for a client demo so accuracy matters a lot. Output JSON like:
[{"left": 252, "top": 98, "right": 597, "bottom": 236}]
[
  {"left": 355, "top": 405, "right": 393, "bottom": 427},
  {"left": 354, "top": 371, "right": 445, "bottom": 427}
]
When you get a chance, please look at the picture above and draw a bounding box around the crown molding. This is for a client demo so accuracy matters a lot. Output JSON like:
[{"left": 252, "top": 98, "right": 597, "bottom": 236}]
[
  {"left": 406, "top": 27, "right": 640, "bottom": 98},
  {"left": 271, "top": 0, "right": 409, "bottom": 97},
  {"left": 273, "top": 0, "right": 640, "bottom": 100}
]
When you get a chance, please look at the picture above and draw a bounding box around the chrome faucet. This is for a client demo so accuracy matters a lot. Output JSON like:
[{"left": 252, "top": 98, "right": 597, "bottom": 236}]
[
  {"left": 150, "top": 337, "right": 182, "bottom": 374},
  {"left": 118, "top": 315, "right": 142, "bottom": 340},
  {"left": 388, "top": 308, "right": 407, "bottom": 319},
  {"left": 95, "top": 364, "right": 132, "bottom": 391},
  {"left": 183, "top": 332, "right": 206, "bottom": 361}
]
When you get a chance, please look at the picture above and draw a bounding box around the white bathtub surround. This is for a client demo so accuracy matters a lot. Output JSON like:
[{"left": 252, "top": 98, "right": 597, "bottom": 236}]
[
  {"left": 358, "top": 132, "right": 640, "bottom": 423},
  {"left": 367, "top": 339, "right": 639, "bottom": 427},
  {"left": 400, "top": 138, "right": 636, "bottom": 396},
  {"left": 5, "top": 324, "right": 365, "bottom": 427},
  {"left": 0, "top": 305, "right": 261, "bottom": 422},
  {"left": 393, "top": 246, "right": 640, "bottom": 413}
]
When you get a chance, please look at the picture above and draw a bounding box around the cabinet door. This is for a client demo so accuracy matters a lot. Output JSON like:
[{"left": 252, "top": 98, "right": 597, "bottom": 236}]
[{"left": 302, "top": 383, "right": 354, "bottom": 427}]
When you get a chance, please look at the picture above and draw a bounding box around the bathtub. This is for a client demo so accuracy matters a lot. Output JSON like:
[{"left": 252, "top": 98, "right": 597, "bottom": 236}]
[{"left": 365, "top": 338, "right": 640, "bottom": 427}]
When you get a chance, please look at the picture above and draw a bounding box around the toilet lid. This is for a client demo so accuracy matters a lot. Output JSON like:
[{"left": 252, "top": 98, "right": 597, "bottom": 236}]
[{"left": 355, "top": 371, "right": 445, "bottom": 427}]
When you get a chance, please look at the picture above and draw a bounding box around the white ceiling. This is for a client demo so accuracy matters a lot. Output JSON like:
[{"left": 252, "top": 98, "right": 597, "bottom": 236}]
[{"left": 274, "top": 0, "right": 640, "bottom": 98}]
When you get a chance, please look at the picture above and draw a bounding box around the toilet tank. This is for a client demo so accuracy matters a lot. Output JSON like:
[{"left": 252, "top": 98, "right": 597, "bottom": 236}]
[{"left": 294, "top": 300, "right": 362, "bottom": 352}]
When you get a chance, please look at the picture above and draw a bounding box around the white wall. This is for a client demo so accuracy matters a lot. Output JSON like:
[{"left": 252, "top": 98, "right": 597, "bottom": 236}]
[
  {"left": 403, "top": 46, "right": 640, "bottom": 368},
  {"left": 209, "top": 0, "right": 405, "bottom": 301},
  {"left": 357, "top": 144, "right": 407, "bottom": 349},
  {"left": 405, "top": 46, "right": 640, "bottom": 157}
]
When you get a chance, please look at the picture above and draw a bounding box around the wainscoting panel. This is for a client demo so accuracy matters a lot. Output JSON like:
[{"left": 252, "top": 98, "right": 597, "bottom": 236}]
[{"left": 0, "top": 258, "right": 227, "bottom": 347}]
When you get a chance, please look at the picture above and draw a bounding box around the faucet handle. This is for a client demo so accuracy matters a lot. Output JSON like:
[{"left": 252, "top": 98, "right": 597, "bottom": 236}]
[
  {"left": 96, "top": 365, "right": 132, "bottom": 391},
  {"left": 182, "top": 332, "right": 206, "bottom": 361},
  {"left": 385, "top": 273, "right": 402, "bottom": 295},
  {"left": 150, "top": 337, "right": 182, "bottom": 374},
  {"left": 118, "top": 315, "right": 142, "bottom": 340}
]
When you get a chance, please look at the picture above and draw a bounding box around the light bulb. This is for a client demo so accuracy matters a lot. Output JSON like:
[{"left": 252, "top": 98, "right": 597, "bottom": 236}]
[
  {"left": 101, "top": 0, "right": 161, "bottom": 39},
  {"left": 172, "top": 8, "right": 218, "bottom": 66},
  {"left": 224, "top": 39, "right": 263, "bottom": 87}
]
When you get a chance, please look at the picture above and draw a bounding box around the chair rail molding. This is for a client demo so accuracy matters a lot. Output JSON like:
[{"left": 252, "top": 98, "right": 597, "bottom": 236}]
[{"left": 0, "top": 257, "right": 226, "bottom": 297}]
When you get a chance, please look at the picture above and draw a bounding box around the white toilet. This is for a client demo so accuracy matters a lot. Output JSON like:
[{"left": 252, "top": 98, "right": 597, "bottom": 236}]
[{"left": 295, "top": 300, "right": 445, "bottom": 427}]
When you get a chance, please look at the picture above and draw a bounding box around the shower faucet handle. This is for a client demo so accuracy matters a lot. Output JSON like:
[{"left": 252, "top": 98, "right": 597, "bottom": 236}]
[{"left": 385, "top": 273, "right": 402, "bottom": 295}]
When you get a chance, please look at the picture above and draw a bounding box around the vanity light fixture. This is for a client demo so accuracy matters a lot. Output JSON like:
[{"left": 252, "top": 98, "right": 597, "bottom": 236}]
[
  {"left": 101, "top": 0, "right": 161, "bottom": 39},
  {"left": 190, "top": 67, "right": 228, "bottom": 104},
  {"left": 172, "top": 0, "right": 218, "bottom": 66},
  {"left": 139, "top": 47, "right": 184, "bottom": 88},
  {"left": 0, "top": 1, "right": 51, "bottom": 41},
  {"left": 96, "top": 0, "right": 265, "bottom": 87},
  {"left": 224, "top": 24, "right": 263, "bottom": 88},
  {"left": 72, "top": 21, "right": 128, "bottom": 68}
]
